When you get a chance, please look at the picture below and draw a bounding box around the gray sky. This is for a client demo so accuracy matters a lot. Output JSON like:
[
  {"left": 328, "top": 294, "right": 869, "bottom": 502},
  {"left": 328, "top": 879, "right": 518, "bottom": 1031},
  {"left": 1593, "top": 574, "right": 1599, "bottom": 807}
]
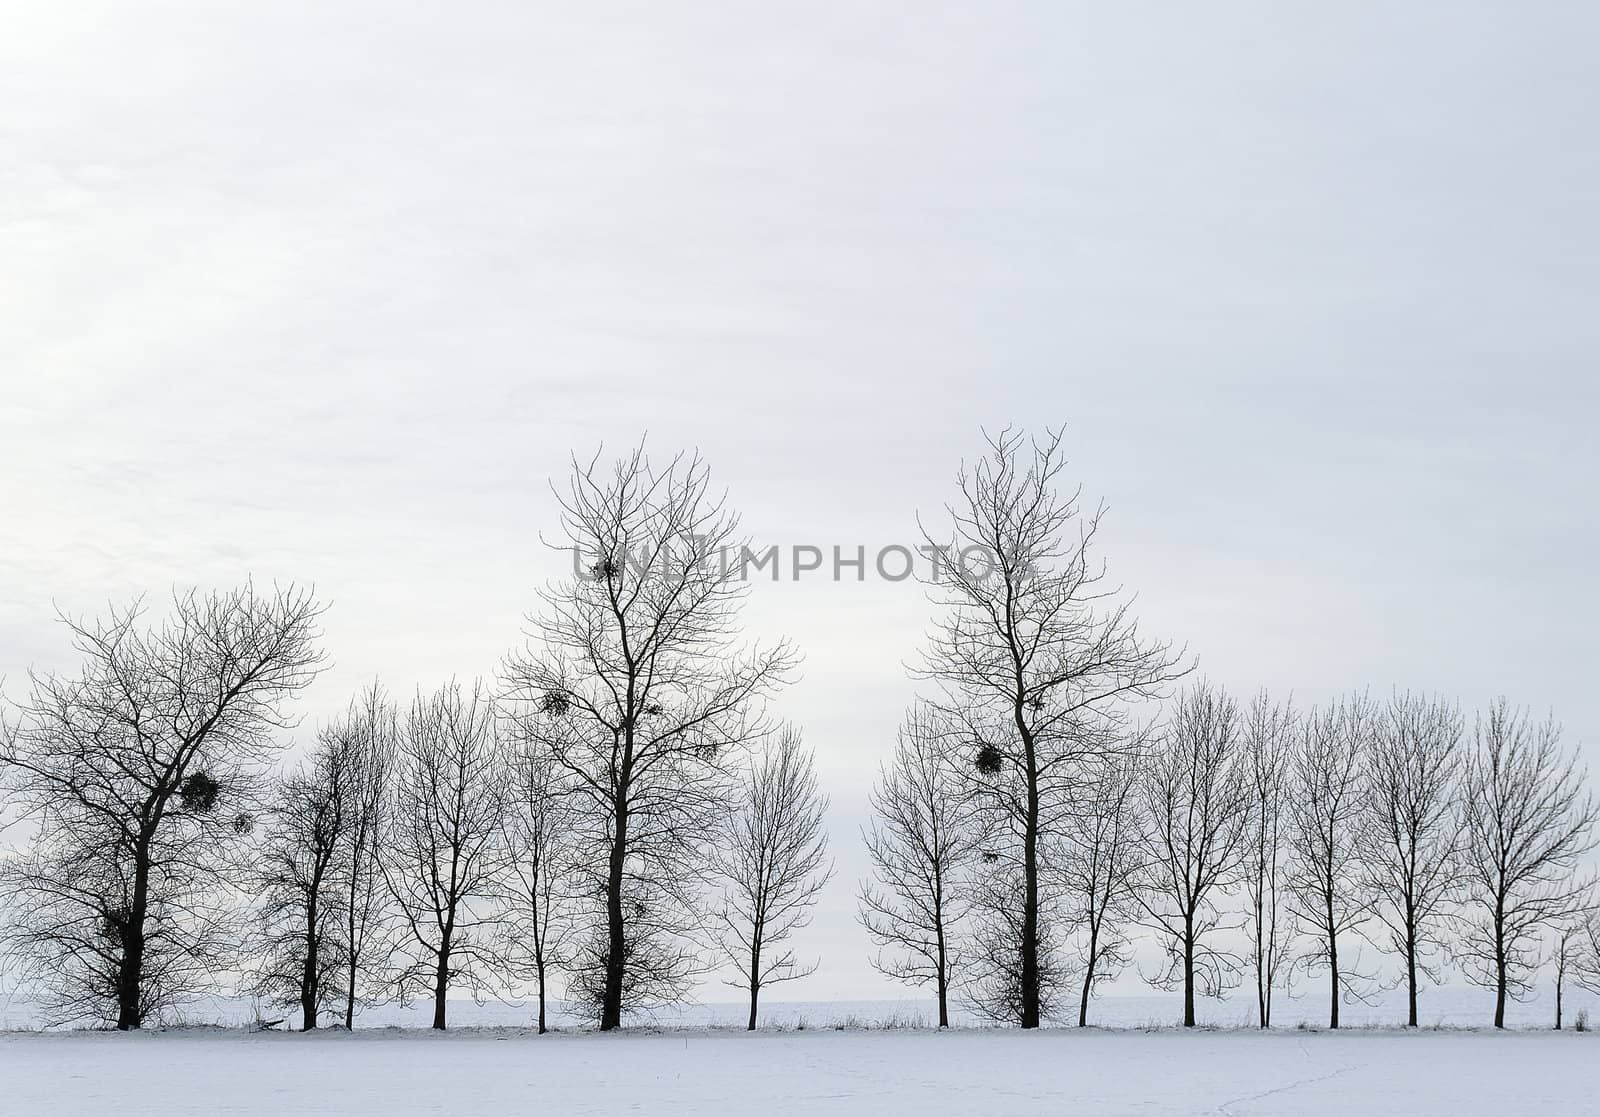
[{"left": 3, "top": 2, "right": 1597, "bottom": 1004}]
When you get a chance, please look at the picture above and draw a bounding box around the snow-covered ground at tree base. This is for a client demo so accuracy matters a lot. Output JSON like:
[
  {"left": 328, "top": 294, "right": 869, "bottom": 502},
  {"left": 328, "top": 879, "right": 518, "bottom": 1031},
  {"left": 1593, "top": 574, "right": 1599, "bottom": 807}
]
[
  {"left": 2, "top": 1025, "right": 1595, "bottom": 1116},
  {"left": 5, "top": 982, "right": 1595, "bottom": 1031}
]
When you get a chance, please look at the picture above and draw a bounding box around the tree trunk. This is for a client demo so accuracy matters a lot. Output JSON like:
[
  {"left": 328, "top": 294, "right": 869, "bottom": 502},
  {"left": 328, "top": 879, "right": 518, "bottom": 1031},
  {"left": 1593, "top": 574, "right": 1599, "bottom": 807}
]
[
  {"left": 1183, "top": 917, "right": 1196, "bottom": 1028},
  {"left": 301, "top": 892, "right": 320, "bottom": 1031},
  {"left": 1405, "top": 940, "right": 1418, "bottom": 1028},
  {"left": 344, "top": 956, "right": 357, "bottom": 1030},
  {"left": 1492, "top": 905, "right": 1508, "bottom": 1030},
  {"left": 537, "top": 961, "right": 548, "bottom": 1035},
  {"left": 116, "top": 927, "right": 145, "bottom": 1031},
  {"left": 747, "top": 936, "right": 762, "bottom": 1031},
  {"left": 601, "top": 778, "right": 631, "bottom": 1031},
  {"left": 935, "top": 920, "right": 950, "bottom": 1029},
  {"left": 344, "top": 879, "right": 358, "bottom": 1030},
  {"left": 1253, "top": 873, "right": 1268, "bottom": 1029},
  {"left": 432, "top": 934, "right": 452, "bottom": 1031},
  {"left": 1555, "top": 977, "right": 1563, "bottom": 1031},
  {"left": 1493, "top": 917, "right": 1507, "bottom": 1029},
  {"left": 1079, "top": 919, "right": 1100, "bottom": 1027},
  {"left": 1328, "top": 931, "right": 1340, "bottom": 1030},
  {"left": 344, "top": 824, "right": 371, "bottom": 1032},
  {"left": 1018, "top": 725, "right": 1040, "bottom": 1030},
  {"left": 1256, "top": 941, "right": 1267, "bottom": 1029},
  {"left": 1257, "top": 901, "right": 1273, "bottom": 1028},
  {"left": 344, "top": 942, "right": 357, "bottom": 1030},
  {"left": 1324, "top": 880, "right": 1339, "bottom": 1030},
  {"left": 116, "top": 857, "right": 151, "bottom": 1030},
  {"left": 301, "top": 944, "right": 319, "bottom": 1030},
  {"left": 1403, "top": 894, "right": 1418, "bottom": 1028}
]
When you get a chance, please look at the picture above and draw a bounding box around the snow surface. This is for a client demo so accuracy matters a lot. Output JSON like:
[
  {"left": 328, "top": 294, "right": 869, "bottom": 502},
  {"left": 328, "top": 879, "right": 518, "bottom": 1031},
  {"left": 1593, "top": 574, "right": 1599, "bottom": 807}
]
[
  {"left": 1, "top": 1025, "right": 1595, "bottom": 1116},
  {"left": 4, "top": 989, "right": 1596, "bottom": 1114}
]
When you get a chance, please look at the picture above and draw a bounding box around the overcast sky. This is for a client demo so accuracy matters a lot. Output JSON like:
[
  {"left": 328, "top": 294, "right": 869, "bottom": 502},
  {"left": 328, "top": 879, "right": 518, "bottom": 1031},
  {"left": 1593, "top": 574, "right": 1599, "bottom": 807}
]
[{"left": 3, "top": 2, "right": 1597, "bottom": 1006}]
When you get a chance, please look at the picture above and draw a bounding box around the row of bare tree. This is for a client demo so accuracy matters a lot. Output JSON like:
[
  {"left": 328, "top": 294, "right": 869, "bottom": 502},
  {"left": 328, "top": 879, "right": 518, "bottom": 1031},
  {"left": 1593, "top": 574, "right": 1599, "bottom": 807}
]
[
  {"left": 0, "top": 584, "right": 831, "bottom": 1034},
  {"left": 859, "top": 430, "right": 1599, "bottom": 1030},
  {"left": 862, "top": 685, "right": 1600, "bottom": 1029},
  {"left": 3, "top": 430, "right": 1595, "bottom": 1034},
  {"left": 0, "top": 444, "right": 833, "bottom": 1032},
  {"left": 252, "top": 678, "right": 831, "bottom": 1033}
]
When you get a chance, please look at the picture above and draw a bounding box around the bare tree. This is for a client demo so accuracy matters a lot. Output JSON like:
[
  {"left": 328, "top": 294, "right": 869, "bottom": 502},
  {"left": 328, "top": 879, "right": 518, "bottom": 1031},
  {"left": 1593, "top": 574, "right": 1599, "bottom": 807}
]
[
  {"left": 1457, "top": 699, "right": 1598, "bottom": 1028},
  {"left": 334, "top": 683, "right": 397, "bottom": 1029},
  {"left": 1550, "top": 920, "right": 1587, "bottom": 1030},
  {"left": 503, "top": 444, "right": 797, "bottom": 1029},
  {"left": 1359, "top": 691, "right": 1463, "bottom": 1027},
  {"left": 1134, "top": 681, "right": 1251, "bottom": 1027},
  {"left": 0, "top": 584, "right": 323, "bottom": 1029},
  {"left": 917, "top": 427, "right": 1188, "bottom": 1028},
  {"left": 1285, "top": 695, "right": 1375, "bottom": 1029},
  {"left": 858, "top": 705, "right": 976, "bottom": 1027},
  {"left": 254, "top": 686, "right": 397, "bottom": 1032},
  {"left": 385, "top": 680, "right": 509, "bottom": 1030},
  {"left": 1062, "top": 751, "right": 1145, "bottom": 1027},
  {"left": 1242, "top": 690, "right": 1296, "bottom": 1028},
  {"left": 253, "top": 727, "right": 359, "bottom": 1031},
  {"left": 711, "top": 728, "right": 833, "bottom": 1030},
  {"left": 498, "top": 730, "right": 578, "bottom": 1034}
]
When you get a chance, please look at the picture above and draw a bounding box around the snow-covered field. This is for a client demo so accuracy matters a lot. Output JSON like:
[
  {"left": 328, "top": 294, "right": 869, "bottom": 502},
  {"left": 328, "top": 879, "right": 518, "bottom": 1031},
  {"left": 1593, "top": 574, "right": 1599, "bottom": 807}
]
[
  {"left": 4, "top": 987, "right": 1594, "bottom": 1115},
  {"left": 2, "top": 1024, "right": 1595, "bottom": 1116}
]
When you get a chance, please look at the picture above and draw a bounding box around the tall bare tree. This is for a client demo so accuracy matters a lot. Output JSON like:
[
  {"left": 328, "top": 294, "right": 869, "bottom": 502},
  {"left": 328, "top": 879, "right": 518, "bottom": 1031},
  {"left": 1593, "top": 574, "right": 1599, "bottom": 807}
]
[
  {"left": 1285, "top": 695, "right": 1375, "bottom": 1029},
  {"left": 498, "top": 731, "right": 577, "bottom": 1034},
  {"left": 0, "top": 584, "right": 323, "bottom": 1029},
  {"left": 1359, "top": 691, "right": 1463, "bottom": 1027},
  {"left": 385, "top": 680, "right": 508, "bottom": 1030},
  {"left": 917, "top": 427, "right": 1188, "bottom": 1028},
  {"left": 1062, "top": 750, "right": 1145, "bottom": 1027},
  {"left": 858, "top": 705, "right": 976, "bottom": 1028},
  {"left": 1134, "top": 681, "right": 1251, "bottom": 1027},
  {"left": 711, "top": 728, "right": 833, "bottom": 1030},
  {"left": 334, "top": 683, "right": 397, "bottom": 1029},
  {"left": 1242, "top": 690, "right": 1296, "bottom": 1028},
  {"left": 1457, "top": 700, "right": 1597, "bottom": 1028},
  {"left": 503, "top": 444, "right": 797, "bottom": 1029}
]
